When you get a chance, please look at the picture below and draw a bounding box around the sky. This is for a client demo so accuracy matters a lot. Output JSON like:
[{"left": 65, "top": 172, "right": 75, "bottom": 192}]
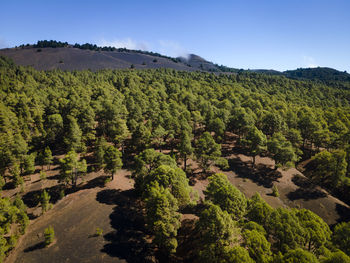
[{"left": 1, "top": 0, "right": 349, "bottom": 72}]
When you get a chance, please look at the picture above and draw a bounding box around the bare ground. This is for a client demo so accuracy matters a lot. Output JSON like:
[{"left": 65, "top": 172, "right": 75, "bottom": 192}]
[{"left": 5, "top": 170, "right": 134, "bottom": 263}]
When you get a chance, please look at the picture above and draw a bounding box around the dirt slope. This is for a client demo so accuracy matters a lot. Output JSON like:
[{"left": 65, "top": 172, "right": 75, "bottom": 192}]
[
  {"left": 5, "top": 170, "right": 134, "bottom": 263},
  {"left": 0, "top": 47, "right": 213, "bottom": 72}
]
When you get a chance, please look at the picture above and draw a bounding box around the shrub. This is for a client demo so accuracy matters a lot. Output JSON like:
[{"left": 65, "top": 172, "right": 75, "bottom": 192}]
[
  {"left": 272, "top": 185, "right": 279, "bottom": 197},
  {"left": 44, "top": 226, "right": 55, "bottom": 246}
]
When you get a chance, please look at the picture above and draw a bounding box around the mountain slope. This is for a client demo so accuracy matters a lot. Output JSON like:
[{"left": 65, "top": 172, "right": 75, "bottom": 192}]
[
  {"left": 1, "top": 42, "right": 350, "bottom": 87},
  {"left": 0, "top": 46, "right": 220, "bottom": 72},
  {"left": 284, "top": 67, "right": 350, "bottom": 82}
]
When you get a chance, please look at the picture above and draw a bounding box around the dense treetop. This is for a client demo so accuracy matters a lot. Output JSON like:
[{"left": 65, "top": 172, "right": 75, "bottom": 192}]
[{"left": 1, "top": 54, "right": 350, "bottom": 262}]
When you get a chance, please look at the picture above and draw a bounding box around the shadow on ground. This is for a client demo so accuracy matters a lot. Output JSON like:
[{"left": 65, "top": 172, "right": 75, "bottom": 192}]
[
  {"left": 96, "top": 189, "right": 156, "bottom": 263},
  {"left": 22, "top": 175, "right": 109, "bottom": 209},
  {"left": 23, "top": 241, "right": 46, "bottom": 252},
  {"left": 287, "top": 188, "right": 327, "bottom": 201},
  {"left": 335, "top": 203, "right": 350, "bottom": 225},
  {"left": 228, "top": 157, "right": 281, "bottom": 188}
]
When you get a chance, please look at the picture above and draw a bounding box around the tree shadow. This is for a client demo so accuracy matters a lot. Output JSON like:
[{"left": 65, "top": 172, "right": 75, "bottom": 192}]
[
  {"left": 287, "top": 174, "right": 327, "bottom": 201},
  {"left": 2, "top": 181, "right": 16, "bottom": 190},
  {"left": 24, "top": 241, "right": 45, "bottom": 252},
  {"left": 291, "top": 174, "right": 313, "bottom": 188},
  {"left": 22, "top": 184, "right": 64, "bottom": 208},
  {"left": 176, "top": 218, "right": 200, "bottom": 263},
  {"left": 335, "top": 203, "right": 350, "bottom": 225},
  {"left": 287, "top": 188, "right": 327, "bottom": 201},
  {"left": 228, "top": 157, "right": 281, "bottom": 188},
  {"left": 22, "top": 175, "right": 109, "bottom": 208},
  {"left": 96, "top": 189, "right": 156, "bottom": 263}
]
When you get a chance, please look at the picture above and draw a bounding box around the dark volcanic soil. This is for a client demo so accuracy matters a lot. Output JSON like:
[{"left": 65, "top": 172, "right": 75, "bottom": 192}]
[{"left": 5, "top": 170, "right": 134, "bottom": 263}]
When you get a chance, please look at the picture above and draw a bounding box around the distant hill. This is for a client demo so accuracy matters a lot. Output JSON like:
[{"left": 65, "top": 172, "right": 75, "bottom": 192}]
[
  {"left": 0, "top": 40, "right": 225, "bottom": 72},
  {"left": 283, "top": 67, "right": 350, "bottom": 82},
  {"left": 1, "top": 41, "right": 350, "bottom": 85}
]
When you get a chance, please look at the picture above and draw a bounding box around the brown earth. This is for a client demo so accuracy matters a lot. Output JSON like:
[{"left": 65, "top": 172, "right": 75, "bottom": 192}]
[
  {"left": 5, "top": 170, "right": 134, "bottom": 263},
  {"left": 0, "top": 47, "right": 218, "bottom": 72}
]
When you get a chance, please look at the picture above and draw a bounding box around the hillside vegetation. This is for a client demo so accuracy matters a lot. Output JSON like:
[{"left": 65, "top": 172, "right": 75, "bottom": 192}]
[{"left": 1, "top": 55, "right": 350, "bottom": 262}]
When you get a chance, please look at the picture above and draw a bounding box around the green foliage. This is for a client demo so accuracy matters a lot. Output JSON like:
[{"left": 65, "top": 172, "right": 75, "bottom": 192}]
[
  {"left": 59, "top": 151, "right": 87, "bottom": 187},
  {"left": 272, "top": 185, "right": 280, "bottom": 197},
  {"left": 40, "top": 170, "right": 47, "bottom": 181},
  {"left": 145, "top": 183, "right": 180, "bottom": 254},
  {"left": 94, "top": 137, "right": 107, "bottom": 170},
  {"left": 225, "top": 246, "right": 255, "bottom": 263},
  {"left": 0, "top": 196, "right": 28, "bottom": 260},
  {"left": 215, "top": 157, "right": 229, "bottom": 170},
  {"left": 295, "top": 209, "right": 331, "bottom": 252},
  {"left": 44, "top": 226, "right": 55, "bottom": 246},
  {"left": 267, "top": 208, "right": 305, "bottom": 252},
  {"left": 103, "top": 145, "right": 122, "bottom": 179},
  {"left": 268, "top": 132, "right": 299, "bottom": 169},
  {"left": 244, "top": 126, "right": 267, "bottom": 166},
  {"left": 142, "top": 165, "right": 193, "bottom": 207},
  {"left": 243, "top": 221, "right": 267, "bottom": 236},
  {"left": 247, "top": 192, "right": 273, "bottom": 229},
  {"left": 204, "top": 173, "right": 247, "bottom": 220},
  {"left": 178, "top": 131, "right": 193, "bottom": 170},
  {"left": 134, "top": 149, "right": 177, "bottom": 194},
  {"left": 23, "top": 153, "right": 36, "bottom": 175},
  {"left": 332, "top": 221, "right": 350, "bottom": 255},
  {"left": 41, "top": 190, "right": 51, "bottom": 213},
  {"left": 64, "top": 115, "right": 83, "bottom": 152},
  {"left": 243, "top": 229, "right": 272, "bottom": 263},
  {"left": 196, "top": 203, "right": 239, "bottom": 260},
  {"left": 321, "top": 251, "right": 350, "bottom": 263},
  {"left": 95, "top": 227, "right": 103, "bottom": 236},
  {"left": 1, "top": 55, "right": 350, "bottom": 262},
  {"left": 310, "top": 150, "right": 347, "bottom": 188},
  {"left": 43, "top": 147, "right": 53, "bottom": 170},
  {"left": 195, "top": 132, "right": 221, "bottom": 172},
  {"left": 281, "top": 248, "right": 319, "bottom": 263}
]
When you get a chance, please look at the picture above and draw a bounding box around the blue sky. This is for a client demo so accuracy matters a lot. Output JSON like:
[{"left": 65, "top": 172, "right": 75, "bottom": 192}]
[{"left": 1, "top": 0, "right": 349, "bottom": 72}]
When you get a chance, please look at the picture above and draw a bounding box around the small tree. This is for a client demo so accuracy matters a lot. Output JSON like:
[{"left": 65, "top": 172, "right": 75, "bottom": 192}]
[
  {"left": 195, "top": 132, "right": 221, "bottom": 172},
  {"left": 41, "top": 190, "right": 51, "bottom": 213},
  {"left": 94, "top": 137, "right": 107, "bottom": 170},
  {"left": 244, "top": 126, "right": 267, "bottom": 167},
  {"left": 267, "top": 132, "right": 299, "bottom": 169},
  {"left": 104, "top": 146, "right": 122, "bottom": 180},
  {"left": 272, "top": 185, "right": 279, "bottom": 197},
  {"left": 59, "top": 151, "right": 87, "bottom": 187},
  {"left": 178, "top": 131, "right": 193, "bottom": 170},
  {"left": 23, "top": 153, "right": 36, "bottom": 175},
  {"left": 43, "top": 147, "right": 53, "bottom": 170},
  {"left": 44, "top": 226, "right": 55, "bottom": 246}
]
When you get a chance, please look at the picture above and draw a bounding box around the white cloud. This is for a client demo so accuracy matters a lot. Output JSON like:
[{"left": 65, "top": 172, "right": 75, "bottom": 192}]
[
  {"left": 158, "top": 40, "right": 189, "bottom": 58},
  {"left": 97, "top": 38, "right": 149, "bottom": 51},
  {"left": 303, "top": 55, "right": 318, "bottom": 68}
]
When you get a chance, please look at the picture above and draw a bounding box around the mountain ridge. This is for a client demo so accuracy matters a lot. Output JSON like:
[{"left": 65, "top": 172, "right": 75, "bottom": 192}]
[{"left": 1, "top": 41, "right": 349, "bottom": 83}]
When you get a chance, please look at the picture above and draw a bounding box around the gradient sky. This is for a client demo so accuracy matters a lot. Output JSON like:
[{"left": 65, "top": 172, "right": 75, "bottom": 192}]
[{"left": 1, "top": 0, "right": 349, "bottom": 72}]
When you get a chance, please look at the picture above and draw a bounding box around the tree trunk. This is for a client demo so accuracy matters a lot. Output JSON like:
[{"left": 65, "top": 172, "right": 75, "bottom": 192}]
[
  {"left": 252, "top": 155, "right": 256, "bottom": 168},
  {"left": 184, "top": 154, "right": 187, "bottom": 171}
]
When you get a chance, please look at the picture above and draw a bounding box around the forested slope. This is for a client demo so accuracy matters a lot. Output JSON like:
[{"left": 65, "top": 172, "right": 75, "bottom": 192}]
[{"left": 1, "top": 55, "right": 350, "bottom": 262}]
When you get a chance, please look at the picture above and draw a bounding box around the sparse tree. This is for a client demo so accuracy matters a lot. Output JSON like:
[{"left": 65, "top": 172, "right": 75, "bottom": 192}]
[{"left": 104, "top": 146, "right": 122, "bottom": 180}]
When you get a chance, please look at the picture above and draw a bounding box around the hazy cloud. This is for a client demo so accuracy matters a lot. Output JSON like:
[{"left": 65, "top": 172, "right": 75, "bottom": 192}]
[
  {"left": 158, "top": 40, "right": 189, "bottom": 58},
  {"left": 0, "top": 37, "right": 9, "bottom": 49},
  {"left": 97, "top": 38, "right": 149, "bottom": 51},
  {"left": 303, "top": 55, "right": 318, "bottom": 68}
]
